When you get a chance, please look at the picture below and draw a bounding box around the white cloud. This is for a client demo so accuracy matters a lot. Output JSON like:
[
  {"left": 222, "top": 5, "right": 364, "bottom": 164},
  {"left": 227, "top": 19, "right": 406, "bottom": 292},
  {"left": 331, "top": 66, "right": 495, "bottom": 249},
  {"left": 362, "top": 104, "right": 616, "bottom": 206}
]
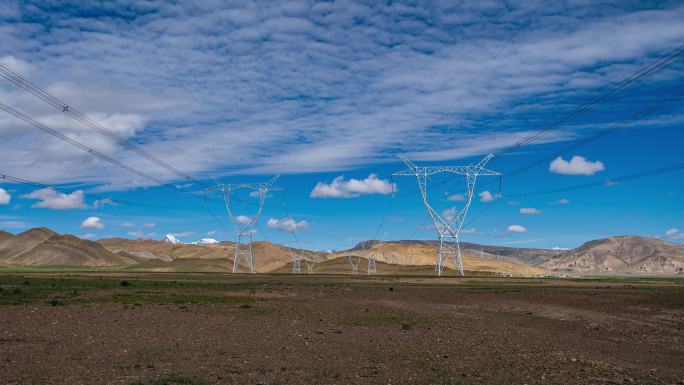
[
  {"left": 310, "top": 174, "right": 396, "bottom": 198},
  {"left": 207, "top": 230, "right": 218, "bottom": 236},
  {"left": 267, "top": 218, "right": 310, "bottom": 233},
  {"left": 549, "top": 156, "right": 605, "bottom": 176},
  {"left": 234, "top": 215, "right": 252, "bottom": 225},
  {"left": 80, "top": 216, "right": 104, "bottom": 229},
  {"left": 0, "top": 3, "right": 683, "bottom": 188},
  {"left": 551, "top": 246, "right": 569, "bottom": 251},
  {"left": 22, "top": 188, "right": 87, "bottom": 210},
  {"left": 665, "top": 228, "right": 684, "bottom": 240},
  {"left": 461, "top": 228, "right": 477, "bottom": 234},
  {"left": 141, "top": 223, "right": 156, "bottom": 228},
  {"left": 0, "top": 188, "right": 10, "bottom": 205},
  {"left": 121, "top": 222, "right": 135, "bottom": 227},
  {"left": 169, "top": 231, "right": 194, "bottom": 238},
  {"left": 520, "top": 207, "right": 542, "bottom": 215},
  {"left": 80, "top": 233, "right": 97, "bottom": 240},
  {"left": 446, "top": 194, "right": 464, "bottom": 201},
  {"left": 128, "top": 230, "right": 145, "bottom": 238},
  {"left": 507, "top": 224, "right": 528, "bottom": 233},
  {"left": 507, "top": 200, "right": 521, "bottom": 206},
  {"left": 557, "top": 198, "right": 570, "bottom": 205},
  {"left": 93, "top": 198, "right": 116, "bottom": 208},
  {"left": 479, "top": 191, "right": 496, "bottom": 202},
  {"left": 441, "top": 207, "right": 458, "bottom": 224}
]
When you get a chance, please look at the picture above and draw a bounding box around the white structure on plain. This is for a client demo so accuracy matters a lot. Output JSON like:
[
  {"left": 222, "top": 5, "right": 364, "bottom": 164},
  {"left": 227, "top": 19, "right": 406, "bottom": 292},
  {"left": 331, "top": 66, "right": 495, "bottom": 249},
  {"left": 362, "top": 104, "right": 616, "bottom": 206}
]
[
  {"left": 305, "top": 253, "right": 320, "bottom": 274},
  {"left": 349, "top": 254, "right": 362, "bottom": 274},
  {"left": 292, "top": 250, "right": 303, "bottom": 274},
  {"left": 204, "top": 176, "right": 283, "bottom": 273},
  {"left": 393, "top": 154, "right": 501, "bottom": 276}
]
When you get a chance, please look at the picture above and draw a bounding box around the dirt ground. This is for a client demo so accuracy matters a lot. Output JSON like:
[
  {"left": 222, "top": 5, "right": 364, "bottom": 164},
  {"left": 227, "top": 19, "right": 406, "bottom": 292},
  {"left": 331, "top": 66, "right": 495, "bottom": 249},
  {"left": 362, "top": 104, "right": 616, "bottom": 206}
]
[{"left": 1, "top": 273, "right": 683, "bottom": 385}]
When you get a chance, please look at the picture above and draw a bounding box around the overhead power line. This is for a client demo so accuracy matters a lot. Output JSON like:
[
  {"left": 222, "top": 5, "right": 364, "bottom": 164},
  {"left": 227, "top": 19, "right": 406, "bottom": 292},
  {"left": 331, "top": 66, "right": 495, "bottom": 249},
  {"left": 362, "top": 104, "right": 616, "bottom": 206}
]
[
  {"left": 495, "top": 43, "right": 684, "bottom": 157},
  {"left": 0, "top": 64, "right": 208, "bottom": 188},
  {"left": 506, "top": 161, "right": 684, "bottom": 198},
  {"left": 0, "top": 172, "right": 197, "bottom": 211}
]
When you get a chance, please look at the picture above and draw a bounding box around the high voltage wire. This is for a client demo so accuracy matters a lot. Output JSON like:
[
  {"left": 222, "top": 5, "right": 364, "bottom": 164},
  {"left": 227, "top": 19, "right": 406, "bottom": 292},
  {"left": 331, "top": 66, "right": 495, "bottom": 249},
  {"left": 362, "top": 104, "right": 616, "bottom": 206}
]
[
  {"left": 0, "top": 102, "right": 223, "bottom": 206},
  {"left": 495, "top": 43, "right": 684, "bottom": 157},
  {"left": 0, "top": 172, "right": 198, "bottom": 211},
  {"left": 0, "top": 64, "right": 209, "bottom": 189},
  {"left": 477, "top": 85, "right": 684, "bottom": 190},
  {"left": 394, "top": 43, "right": 684, "bottom": 200},
  {"left": 506, "top": 161, "right": 684, "bottom": 198}
]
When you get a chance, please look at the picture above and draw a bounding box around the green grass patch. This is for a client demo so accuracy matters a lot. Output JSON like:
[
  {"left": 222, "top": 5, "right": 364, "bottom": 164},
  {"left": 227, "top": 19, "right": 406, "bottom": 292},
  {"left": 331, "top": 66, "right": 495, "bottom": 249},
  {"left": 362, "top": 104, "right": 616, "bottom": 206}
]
[{"left": 105, "top": 293, "right": 255, "bottom": 304}]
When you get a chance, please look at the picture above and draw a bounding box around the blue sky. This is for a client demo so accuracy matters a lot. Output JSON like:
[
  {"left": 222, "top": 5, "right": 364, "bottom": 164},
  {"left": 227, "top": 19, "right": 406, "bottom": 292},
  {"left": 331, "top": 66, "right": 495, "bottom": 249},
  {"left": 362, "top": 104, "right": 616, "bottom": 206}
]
[{"left": 0, "top": 0, "right": 683, "bottom": 250}]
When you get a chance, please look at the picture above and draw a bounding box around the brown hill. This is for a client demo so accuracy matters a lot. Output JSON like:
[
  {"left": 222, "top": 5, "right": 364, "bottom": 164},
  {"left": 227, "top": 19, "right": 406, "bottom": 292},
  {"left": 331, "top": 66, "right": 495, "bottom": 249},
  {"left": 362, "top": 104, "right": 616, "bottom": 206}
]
[
  {"left": 97, "top": 238, "right": 233, "bottom": 262},
  {"left": 0, "top": 230, "right": 12, "bottom": 242},
  {"left": 542, "top": 236, "right": 684, "bottom": 275},
  {"left": 0, "top": 227, "right": 57, "bottom": 260},
  {"left": 0, "top": 230, "right": 137, "bottom": 268},
  {"left": 98, "top": 237, "right": 320, "bottom": 273},
  {"left": 330, "top": 241, "right": 551, "bottom": 276}
]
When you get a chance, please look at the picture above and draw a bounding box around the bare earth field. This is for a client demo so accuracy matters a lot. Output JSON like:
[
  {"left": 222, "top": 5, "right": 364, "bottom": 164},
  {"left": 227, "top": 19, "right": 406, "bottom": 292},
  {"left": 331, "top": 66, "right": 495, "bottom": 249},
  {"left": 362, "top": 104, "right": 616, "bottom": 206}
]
[{"left": 1, "top": 273, "right": 683, "bottom": 385}]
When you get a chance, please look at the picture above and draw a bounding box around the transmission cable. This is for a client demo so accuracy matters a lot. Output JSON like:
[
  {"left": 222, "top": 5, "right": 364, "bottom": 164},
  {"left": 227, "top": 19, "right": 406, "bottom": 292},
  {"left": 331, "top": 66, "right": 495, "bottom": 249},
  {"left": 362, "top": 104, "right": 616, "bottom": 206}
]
[
  {"left": 0, "top": 172, "right": 197, "bottom": 211},
  {"left": 0, "top": 64, "right": 209, "bottom": 188}
]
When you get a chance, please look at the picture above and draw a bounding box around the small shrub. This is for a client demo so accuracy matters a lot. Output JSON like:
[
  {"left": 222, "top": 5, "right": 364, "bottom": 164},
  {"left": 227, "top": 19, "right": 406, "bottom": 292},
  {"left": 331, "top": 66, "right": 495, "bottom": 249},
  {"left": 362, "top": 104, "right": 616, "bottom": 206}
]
[
  {"left": 49, "top": 299, "right": 65, "bottom": 306},
  {"left": 120, "top": 280, "right": 131, "bottom": 287},
  {"left": 239, "top": 304, "right": 251, "bottom": 309}
]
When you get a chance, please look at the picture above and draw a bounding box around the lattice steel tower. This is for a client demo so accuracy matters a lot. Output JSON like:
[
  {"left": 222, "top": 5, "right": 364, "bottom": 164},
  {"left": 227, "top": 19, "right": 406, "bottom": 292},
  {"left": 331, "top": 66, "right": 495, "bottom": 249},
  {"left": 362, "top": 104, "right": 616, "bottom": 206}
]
[
  {"left": 205, "top": 176, "right": 282, "bottom": 273},
  {"left": 393, "top": 154, "right": 500, "bottom": 276}
]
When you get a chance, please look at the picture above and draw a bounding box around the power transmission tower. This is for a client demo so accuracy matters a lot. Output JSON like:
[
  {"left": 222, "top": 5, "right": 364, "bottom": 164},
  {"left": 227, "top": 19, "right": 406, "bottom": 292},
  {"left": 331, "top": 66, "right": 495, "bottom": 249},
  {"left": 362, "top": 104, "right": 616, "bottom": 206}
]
[
  {"left": 367, "top": 251, "right": 377, "bottom": 275},
  {"left": 349, "top": 255, "right": 361, "bottom": 274},
  {"left": 205, "top": 176, "right": 283, "bottom": 273},
  {"left": 292, "top": 251, "right": 302, "bottom": 274},
  {"left": 305, "top": 253, "right": 320, "bottom": 274},
  {"left": 393, "top": 154, "right": 501, "bottom": 276}
]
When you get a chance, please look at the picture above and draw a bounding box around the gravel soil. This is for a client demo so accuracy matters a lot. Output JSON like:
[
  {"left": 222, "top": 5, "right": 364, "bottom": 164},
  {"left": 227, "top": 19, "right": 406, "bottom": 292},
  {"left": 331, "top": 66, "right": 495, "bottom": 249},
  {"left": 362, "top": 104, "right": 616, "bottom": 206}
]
[{"left": 0, "top": 273, "right": 683, "bottom": 385}]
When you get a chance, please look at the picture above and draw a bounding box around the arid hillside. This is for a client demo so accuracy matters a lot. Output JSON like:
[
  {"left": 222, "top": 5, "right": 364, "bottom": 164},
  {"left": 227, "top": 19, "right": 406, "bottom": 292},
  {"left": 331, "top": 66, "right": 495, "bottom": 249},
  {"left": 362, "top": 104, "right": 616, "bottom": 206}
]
[
  {"left": 2, "top": 228, "right": 682, "bottom": 275},
  {"left": 0, "top": 228, "right": 137, "bottom": 267},
  {"left": 542, "top": 236, "right": 684, "bottom": 275}
]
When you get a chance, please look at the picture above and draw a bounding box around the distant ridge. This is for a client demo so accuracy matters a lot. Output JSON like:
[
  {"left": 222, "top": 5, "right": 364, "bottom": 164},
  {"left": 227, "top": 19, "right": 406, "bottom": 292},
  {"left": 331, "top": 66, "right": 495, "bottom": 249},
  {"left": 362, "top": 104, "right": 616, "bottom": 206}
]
[
  {"left": 0, "top": 228, "right": 681, "bottom": 275},
  {"left": 542, "top": 236, "right": 684, "bottom": 275},
  {"left": 0, "top": 228, "right": 137, "bottom": 267}
]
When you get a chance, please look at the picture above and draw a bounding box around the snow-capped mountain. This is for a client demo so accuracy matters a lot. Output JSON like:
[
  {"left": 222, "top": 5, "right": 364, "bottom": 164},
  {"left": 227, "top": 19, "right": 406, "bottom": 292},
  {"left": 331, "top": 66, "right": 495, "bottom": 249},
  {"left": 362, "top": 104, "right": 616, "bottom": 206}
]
[
  {"left": 163, "top": 234, "right": 182, "bottom": 244},
  {"left": 191, "top": 238, "right": 219, "bottom": 245}
]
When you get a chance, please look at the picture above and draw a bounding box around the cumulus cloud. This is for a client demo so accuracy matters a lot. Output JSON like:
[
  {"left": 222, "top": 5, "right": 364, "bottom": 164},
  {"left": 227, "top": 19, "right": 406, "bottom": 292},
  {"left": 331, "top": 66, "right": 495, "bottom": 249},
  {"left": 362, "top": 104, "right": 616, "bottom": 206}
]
[
  {"left": 310, "top": 174, "right": 396, "bottom": 198},
  {"left": 22, "top": 188, "right": 87, "bottom": 210},
  {"left": 441, "top": 207, "right": 457, "bottom": 224},
  {"left": 557, "top": 198, "right": 570, "bottom": 205},
  {"left": 1, "top": 2, "right": 683, "bottom": 188},
  {"left": 549, "top": 156, "right": 605, "bottom": 176},
  {"left": 479, "top": 191, "right": 496, "bottom": 202},
  {"left": 80, "top": 233, "right": 97, "bottom": 240},
  {"left": 520, "top": 207, "right": 542, "bottom": 215},
  {"left": 80, "top": 216, "right": 104, "bottom": 229},
  {"left": 507, "top": 224, "right": 528, "bottom": 233},
  {"left": 234, "top": 215, "right": 252, "bottom": 225},
  {"left": 446, "top": 194, "right": 464, "bottom": 201},
  {"left": 267, "top": 218, "right": 310, "bottom": 233},
  {"left": 0, "top": 188, "right": 10, "bottom": 205},
  {"left": 93, "top": 198, "right": 116, "bottom": 208},
  {"left": 665, "top": 228, "right": 684, "bottom": 240}
]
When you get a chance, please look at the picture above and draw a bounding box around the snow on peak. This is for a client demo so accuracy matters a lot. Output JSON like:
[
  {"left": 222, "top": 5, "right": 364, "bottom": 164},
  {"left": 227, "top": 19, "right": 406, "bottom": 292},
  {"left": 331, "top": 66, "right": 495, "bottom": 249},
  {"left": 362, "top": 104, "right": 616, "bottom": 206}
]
[
  {"left": 163, "top": 234, "right": 182, "bottom": 244},
  {"left": 192, "top": 238, "right": 219, "bottom": 245}
]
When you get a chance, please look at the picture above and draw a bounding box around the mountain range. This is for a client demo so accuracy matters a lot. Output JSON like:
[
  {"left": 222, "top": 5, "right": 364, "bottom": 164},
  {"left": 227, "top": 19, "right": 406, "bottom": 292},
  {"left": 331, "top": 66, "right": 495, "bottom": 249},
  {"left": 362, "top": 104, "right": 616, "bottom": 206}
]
[{"left": 0, "top": 228, "right": 682, "bottom": 276}]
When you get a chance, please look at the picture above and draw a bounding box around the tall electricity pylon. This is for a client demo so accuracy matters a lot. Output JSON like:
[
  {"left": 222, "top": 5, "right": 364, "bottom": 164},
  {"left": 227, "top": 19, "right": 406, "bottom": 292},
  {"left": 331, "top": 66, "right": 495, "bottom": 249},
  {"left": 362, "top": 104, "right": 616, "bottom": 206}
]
[
  {"left": 393, "top": 154, "right": 500, "bottom": 276},
  {"left": 205, "top": 176, "right": 283, "bottom": 273}
]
